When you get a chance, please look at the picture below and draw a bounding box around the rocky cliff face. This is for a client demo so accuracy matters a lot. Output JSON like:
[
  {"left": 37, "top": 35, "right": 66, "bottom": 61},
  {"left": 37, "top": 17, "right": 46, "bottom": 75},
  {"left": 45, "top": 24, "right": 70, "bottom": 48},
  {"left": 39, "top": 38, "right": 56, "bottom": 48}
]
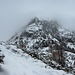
[{"left": 7, "top": 17, "right": 75, "bottom": 73}]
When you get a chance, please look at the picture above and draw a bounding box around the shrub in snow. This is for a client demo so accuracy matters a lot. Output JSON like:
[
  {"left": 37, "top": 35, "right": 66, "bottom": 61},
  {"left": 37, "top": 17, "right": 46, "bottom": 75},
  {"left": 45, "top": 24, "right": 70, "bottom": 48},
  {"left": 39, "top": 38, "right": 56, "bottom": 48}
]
[
  {"left": 0, "top": 50, "right": 5, "bottom": 74},
  {"left": 0, "top": 50, "right": 5, "bottom": 63}
]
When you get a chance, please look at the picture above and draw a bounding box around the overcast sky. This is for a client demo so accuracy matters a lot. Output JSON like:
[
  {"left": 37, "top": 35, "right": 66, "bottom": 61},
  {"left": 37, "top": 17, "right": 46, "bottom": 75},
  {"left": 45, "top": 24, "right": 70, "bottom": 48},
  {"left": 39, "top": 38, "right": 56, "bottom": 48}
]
[{"left": 0, "top": 0, "right": 75, "bottom": 41}]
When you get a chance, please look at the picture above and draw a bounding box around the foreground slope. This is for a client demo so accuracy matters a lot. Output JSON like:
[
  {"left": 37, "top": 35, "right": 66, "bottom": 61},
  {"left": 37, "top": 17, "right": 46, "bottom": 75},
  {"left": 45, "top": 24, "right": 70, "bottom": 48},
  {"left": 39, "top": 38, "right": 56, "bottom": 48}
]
[{"left": 0, "top": 44, "right": 71, "bottom": 75}]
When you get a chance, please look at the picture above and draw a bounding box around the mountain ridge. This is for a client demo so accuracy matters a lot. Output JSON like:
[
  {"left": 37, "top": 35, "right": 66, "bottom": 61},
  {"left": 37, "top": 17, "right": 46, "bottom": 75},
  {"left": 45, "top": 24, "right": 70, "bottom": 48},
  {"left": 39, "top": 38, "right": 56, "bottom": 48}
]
[{"left": 6, "top": 17, "right": 75, "bottom": 74}]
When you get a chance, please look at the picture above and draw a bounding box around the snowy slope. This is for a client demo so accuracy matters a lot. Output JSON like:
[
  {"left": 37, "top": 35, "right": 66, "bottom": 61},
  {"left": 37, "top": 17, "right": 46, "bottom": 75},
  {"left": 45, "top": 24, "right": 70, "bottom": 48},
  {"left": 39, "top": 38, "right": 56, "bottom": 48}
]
[{"left": 0, "top": 44, "right": 72, "bottom": 75}]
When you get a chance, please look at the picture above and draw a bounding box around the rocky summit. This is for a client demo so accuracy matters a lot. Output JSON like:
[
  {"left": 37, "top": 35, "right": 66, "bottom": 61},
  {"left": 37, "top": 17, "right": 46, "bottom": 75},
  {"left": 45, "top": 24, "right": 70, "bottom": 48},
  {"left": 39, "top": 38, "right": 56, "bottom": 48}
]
[{"left": 6, "top": 17, "right": 75, "bottom": 74}]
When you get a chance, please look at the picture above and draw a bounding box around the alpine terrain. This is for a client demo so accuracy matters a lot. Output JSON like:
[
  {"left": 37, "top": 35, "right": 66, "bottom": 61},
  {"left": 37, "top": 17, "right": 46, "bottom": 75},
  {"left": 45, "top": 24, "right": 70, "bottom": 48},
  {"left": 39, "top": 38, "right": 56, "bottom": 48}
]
[{"left": 0, "top": 17, "right": 75, "bottom": 75}]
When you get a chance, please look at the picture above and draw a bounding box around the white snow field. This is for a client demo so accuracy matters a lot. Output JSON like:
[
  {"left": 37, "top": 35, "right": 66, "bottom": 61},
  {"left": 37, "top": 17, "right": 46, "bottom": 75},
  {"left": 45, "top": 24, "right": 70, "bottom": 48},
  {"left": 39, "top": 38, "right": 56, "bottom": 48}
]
[{"left": 0, "top": 44, "right": 72, "bottom": 75}]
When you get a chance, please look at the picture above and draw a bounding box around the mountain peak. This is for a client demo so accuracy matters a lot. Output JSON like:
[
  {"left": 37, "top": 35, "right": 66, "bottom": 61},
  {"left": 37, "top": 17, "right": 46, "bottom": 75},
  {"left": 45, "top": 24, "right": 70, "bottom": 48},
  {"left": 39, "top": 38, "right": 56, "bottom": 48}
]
[{"left": 28, "top": 17, "right": 40, "bottom": 25}]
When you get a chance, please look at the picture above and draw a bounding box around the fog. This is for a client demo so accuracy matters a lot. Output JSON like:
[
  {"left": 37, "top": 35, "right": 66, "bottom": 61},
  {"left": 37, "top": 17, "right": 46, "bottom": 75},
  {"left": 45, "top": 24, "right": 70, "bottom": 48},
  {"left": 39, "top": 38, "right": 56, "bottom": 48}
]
[{"left": 0, "top": 0, "right": 75, "bottom": 41}]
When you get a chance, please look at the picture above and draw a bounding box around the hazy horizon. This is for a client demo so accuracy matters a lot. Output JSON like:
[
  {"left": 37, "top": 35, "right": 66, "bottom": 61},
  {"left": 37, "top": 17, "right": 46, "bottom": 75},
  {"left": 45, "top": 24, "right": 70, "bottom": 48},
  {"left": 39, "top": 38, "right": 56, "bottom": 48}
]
[{"left": 0, "top": 0, "right": 75, "bottom": 41}]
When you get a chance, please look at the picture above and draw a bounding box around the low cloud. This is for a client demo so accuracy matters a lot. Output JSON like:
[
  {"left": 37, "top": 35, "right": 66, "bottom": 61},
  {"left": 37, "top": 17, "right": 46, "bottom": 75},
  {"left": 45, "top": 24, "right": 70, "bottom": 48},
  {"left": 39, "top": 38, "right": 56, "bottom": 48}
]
[{"left": 0, "top": 0, "right": 75, "bottom": 41}]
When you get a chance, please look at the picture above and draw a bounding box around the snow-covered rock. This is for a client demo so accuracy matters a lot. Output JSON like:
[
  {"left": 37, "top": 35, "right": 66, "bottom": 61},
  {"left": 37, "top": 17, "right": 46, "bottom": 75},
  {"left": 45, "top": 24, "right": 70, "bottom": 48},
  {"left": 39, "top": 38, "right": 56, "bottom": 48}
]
[{"left": 7, "top": 17, "right": 75, "bottom": 74}]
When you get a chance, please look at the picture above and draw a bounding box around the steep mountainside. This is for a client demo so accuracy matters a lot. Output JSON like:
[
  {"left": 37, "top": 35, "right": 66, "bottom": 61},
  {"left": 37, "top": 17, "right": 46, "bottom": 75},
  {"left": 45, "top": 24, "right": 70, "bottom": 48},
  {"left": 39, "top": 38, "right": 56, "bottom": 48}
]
[{"left": 7, "top": 17, "right": 75, "bottom": 74}]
